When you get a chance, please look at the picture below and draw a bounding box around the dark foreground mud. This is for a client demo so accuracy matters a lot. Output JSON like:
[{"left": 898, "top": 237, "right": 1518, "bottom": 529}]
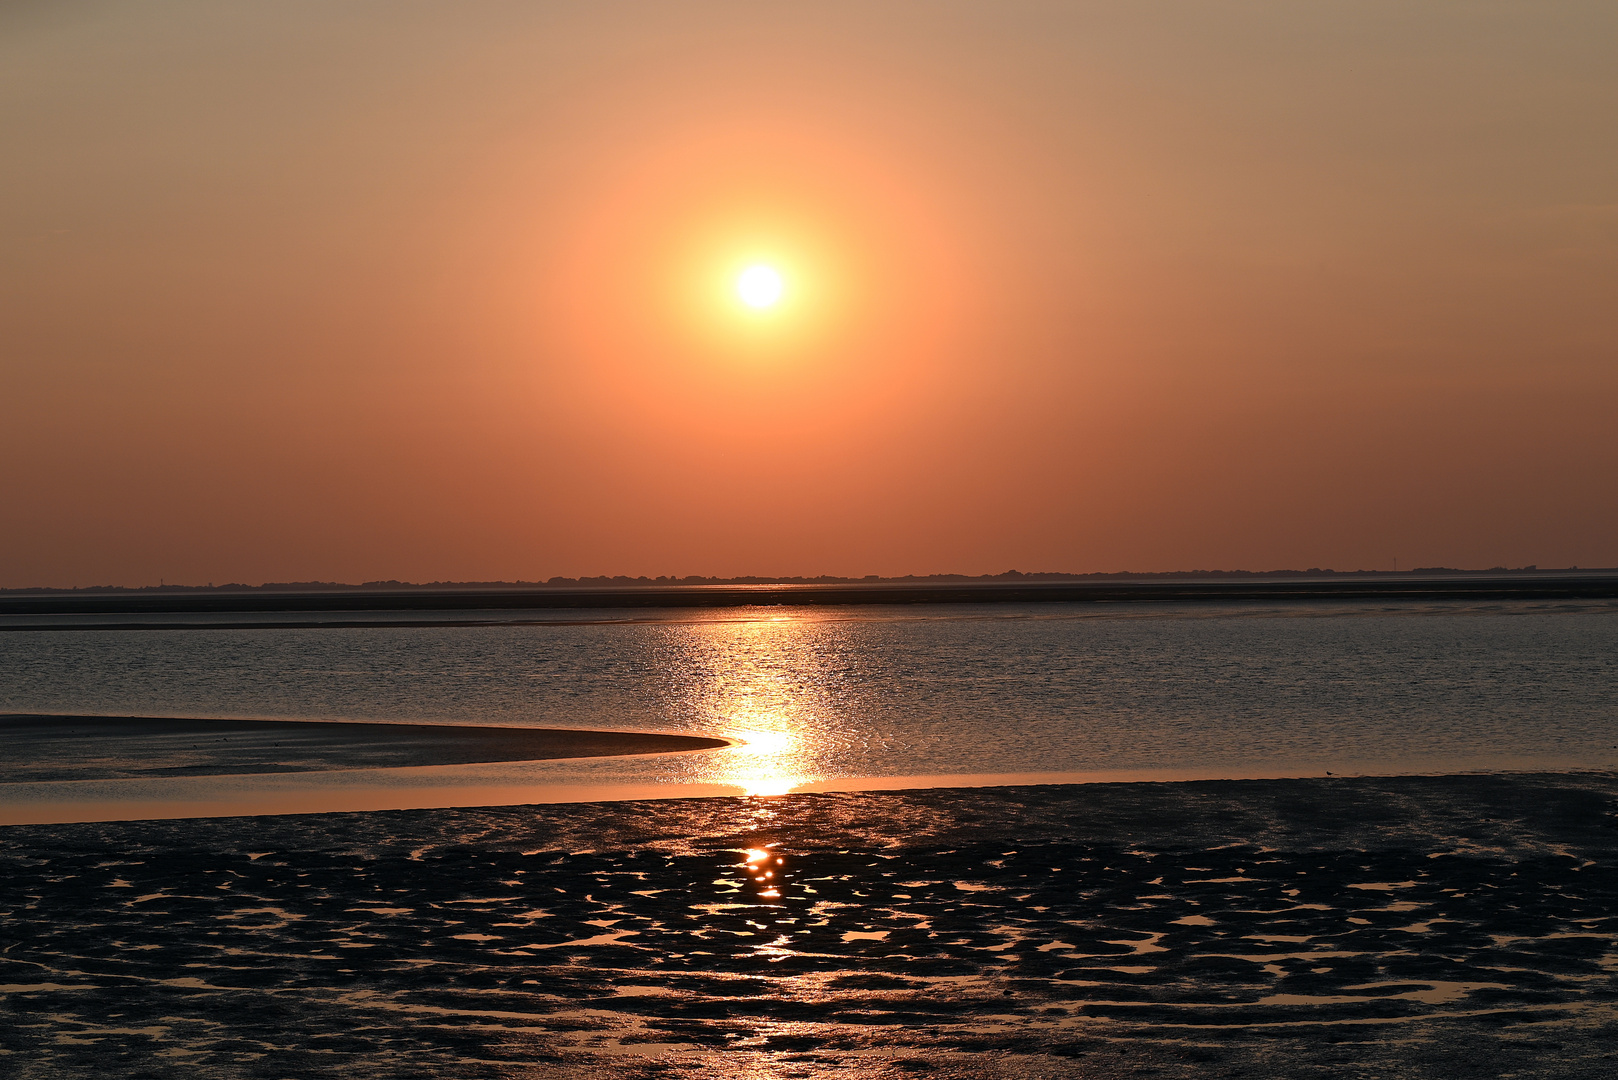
[{"left": 2, "top": 774, "right": 1616, "bottom": 1078}]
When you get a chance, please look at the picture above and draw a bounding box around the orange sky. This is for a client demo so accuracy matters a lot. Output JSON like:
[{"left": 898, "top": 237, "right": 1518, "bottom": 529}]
[{"left": 3, "top": 1, "right": 1616, "bottom": 586}]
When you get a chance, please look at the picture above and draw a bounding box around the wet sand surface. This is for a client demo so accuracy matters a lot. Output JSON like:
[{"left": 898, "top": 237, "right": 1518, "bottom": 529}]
[
  {"left": 0, "top": 715, "right": 729, "bottom": 782},
  {"left": 1, "top": 774, "right": 1616, "bottom": 1078}
]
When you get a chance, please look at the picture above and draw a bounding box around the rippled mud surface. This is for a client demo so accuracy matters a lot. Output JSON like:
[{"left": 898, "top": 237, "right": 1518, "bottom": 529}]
[{"left": 3, "top": 774, "right": 1617, "bottom": 1078}]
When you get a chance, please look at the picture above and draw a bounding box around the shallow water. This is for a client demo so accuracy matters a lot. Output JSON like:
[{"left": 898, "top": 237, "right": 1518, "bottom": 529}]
[{"left": 2, "top": 599, "right": 1616, "bottom": 819}]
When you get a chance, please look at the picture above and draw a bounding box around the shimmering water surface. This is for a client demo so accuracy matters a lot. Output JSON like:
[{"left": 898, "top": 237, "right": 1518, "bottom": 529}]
[{"left": 2, "top": 599, "right": 1616, "bottom": 819}]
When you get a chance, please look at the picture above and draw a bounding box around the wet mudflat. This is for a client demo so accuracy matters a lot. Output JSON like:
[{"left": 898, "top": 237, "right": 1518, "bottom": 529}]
[{"left": 2, "top": 774, "right": 1616, "bottom": 1079}]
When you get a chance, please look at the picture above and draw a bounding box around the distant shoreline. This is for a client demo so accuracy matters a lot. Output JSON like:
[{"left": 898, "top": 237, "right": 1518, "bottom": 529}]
[{"left": 2, "top": 570, "right": 1617, "bottom": 622}]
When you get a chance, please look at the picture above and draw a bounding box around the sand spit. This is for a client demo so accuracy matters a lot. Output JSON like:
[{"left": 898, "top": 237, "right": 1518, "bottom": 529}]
[
  {"left": 0, "top": 715, "right": 729, "bottom": 782},
  {"left": 1, "top": 774, "right": 1616, "bottom": 1078}
]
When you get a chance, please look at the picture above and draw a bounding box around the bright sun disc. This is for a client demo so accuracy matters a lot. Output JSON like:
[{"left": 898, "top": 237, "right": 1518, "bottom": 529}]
[{"left": 736, "top": 264, "right": 784, "bottom": 308}]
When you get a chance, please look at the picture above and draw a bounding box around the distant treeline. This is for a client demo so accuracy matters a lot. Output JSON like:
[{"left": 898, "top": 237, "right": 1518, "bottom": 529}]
[{"left": 0, "top": 565, "right": 1578, "bottom": 595}]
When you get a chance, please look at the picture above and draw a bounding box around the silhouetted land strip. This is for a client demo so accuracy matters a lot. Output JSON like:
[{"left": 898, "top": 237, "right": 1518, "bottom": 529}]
[
  {"left": 2, "top": 774, "right": 1614, "bottom": 1078},
  {"left": 0, "top": 715, "right": 729, "bottom": 782},
  {"left": 3, "top": 570, "right": 1617, "bottom": 623}
]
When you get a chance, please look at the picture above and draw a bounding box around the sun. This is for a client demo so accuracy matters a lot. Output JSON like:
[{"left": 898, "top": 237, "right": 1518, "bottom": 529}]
[{"left": 735, "top": 264, "right": 784, "bottom": 309}]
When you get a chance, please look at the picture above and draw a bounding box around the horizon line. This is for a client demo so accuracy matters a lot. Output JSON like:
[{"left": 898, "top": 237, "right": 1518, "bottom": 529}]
[{"left": 2, "top": 564, "right": 1604, "bottom": 596}]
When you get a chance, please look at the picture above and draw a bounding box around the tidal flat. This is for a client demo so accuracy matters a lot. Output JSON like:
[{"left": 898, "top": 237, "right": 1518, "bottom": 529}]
[{"left": 2, "top": 774, "right": 1616, "bottom": 1078}]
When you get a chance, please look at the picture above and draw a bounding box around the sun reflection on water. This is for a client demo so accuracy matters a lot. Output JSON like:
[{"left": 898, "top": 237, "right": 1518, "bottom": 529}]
[
  {"left": 665, "top": 614, "right": 857, "bottom": 797},
  {"left": 728, "top": 729, "right": 807, "bottom": 795}
]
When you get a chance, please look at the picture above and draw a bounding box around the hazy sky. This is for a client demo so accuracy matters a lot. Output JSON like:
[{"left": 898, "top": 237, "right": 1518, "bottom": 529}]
[{"left": 3, "top": 1, "right": 1615, "bottom": 586}]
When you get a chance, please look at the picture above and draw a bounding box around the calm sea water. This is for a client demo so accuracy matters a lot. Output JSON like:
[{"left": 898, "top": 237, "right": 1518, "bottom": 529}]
[{"left": 3, "top": 599, "right": 1616, "bottom": 814}]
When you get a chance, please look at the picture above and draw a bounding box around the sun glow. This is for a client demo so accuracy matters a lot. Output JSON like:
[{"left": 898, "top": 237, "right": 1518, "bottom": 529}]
[
  {"left": 735, "top": 264, "right": 784, "bottom": 309},
  {"left": 534, "top": 119, "right": 976, "bottom": 424}
]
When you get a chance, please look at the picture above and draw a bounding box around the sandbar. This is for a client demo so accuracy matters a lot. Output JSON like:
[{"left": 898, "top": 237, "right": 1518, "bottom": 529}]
[{"left": 0, "top": 713, "right": 729, "bottom": 783}]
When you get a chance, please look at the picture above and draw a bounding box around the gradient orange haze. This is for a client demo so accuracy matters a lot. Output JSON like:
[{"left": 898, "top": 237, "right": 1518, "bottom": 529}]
[{"left": 2, "top": 1, "right": 1615, "bottom": 586}]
